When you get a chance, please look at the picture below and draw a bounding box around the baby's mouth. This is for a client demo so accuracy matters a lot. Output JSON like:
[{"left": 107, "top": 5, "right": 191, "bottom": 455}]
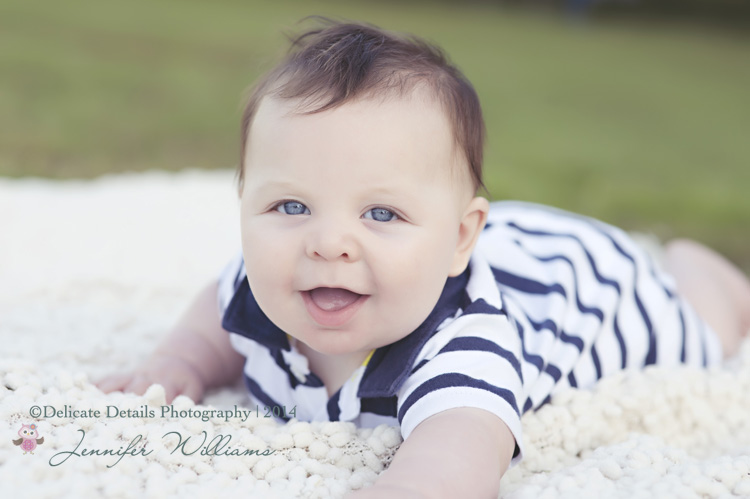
[
  {"left": 301, "top": 287, "right": 369, "bottom": 327},
  {"left": 307, "top": 287, "right": 363, "bottom": 312}
]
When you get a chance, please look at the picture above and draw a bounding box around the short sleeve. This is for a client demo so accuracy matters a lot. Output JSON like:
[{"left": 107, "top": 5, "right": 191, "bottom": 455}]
[
  {"left": 395, "top": 311, "right": 527, "bottom": 465},
  {"left": 216, "top": 252, "right": 246, "bottom": 319}
]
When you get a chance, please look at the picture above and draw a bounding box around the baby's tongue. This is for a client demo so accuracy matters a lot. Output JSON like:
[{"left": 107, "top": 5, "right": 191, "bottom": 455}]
[{"left": 309, "top": 287, "right": 361, "bottom": 311}]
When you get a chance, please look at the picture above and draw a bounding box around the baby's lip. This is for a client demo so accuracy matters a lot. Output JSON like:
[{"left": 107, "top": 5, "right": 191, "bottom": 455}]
[{"left": 301, "top": 284, "right": 367, "bottom": 296}]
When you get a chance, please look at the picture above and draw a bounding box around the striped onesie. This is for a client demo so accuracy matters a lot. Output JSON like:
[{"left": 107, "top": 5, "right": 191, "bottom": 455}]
[{"left": 218, "top": 201, "right": 721, "bottom": 463}]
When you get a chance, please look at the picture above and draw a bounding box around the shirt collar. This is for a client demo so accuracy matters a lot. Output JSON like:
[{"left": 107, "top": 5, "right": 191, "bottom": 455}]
[
  {"left": 221, "top": 267, "right": 470, "bottom": 397},
  {"left": 221, "top": 281, "right": 291, "bottom": 350}
]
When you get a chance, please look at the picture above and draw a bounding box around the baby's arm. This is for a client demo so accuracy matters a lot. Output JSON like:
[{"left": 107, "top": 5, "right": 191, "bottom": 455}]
[
  {"left": 96, "top": 280, "right": 245, "bottom": 403},
  {"left": 349, "top": 407, "right": 515, "bottom": 499}
]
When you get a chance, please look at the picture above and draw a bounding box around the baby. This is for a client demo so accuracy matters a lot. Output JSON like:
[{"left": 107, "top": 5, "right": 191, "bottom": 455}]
[{"left": 98, "top": 20, "right": 750, "bottom": 498}]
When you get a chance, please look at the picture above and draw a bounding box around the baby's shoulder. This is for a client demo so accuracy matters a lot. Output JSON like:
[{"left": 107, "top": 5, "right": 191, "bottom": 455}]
[
  {"left": 475, "top": 200, "right": 658, "bottom": 309},
  {"left": 480, "top": 201, "right": 633, "bottom": 255},
  {"left": 485, "top": 201, "right": 609, "bottom": 231}
]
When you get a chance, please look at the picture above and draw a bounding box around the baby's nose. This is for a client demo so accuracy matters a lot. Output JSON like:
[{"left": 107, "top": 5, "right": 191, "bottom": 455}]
[{"left": 305, "top": 220, "right": 361, "bottom": 262}]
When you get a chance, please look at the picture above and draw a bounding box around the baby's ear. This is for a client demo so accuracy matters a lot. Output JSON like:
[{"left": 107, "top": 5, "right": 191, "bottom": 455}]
[{"left": 449, "top": 197, "right": 489, "bottom": 277}]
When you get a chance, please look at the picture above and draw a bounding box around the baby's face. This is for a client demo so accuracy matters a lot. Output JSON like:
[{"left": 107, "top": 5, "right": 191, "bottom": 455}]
[{"left": 240, "top": 92, "right": 478, "bottom": 364}]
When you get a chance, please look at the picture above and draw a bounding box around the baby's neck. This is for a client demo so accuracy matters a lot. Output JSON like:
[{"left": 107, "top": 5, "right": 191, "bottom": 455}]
[{"left": 294, "top": 341, "right": 371, "bottom": 398}]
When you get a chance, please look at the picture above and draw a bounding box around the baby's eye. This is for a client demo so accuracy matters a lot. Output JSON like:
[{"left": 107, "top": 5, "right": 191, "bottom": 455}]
[
  {"left": 275, "top": 201, "right": 310, "bottom": 215},
  {"left": 363, "top": 207, "right": 398, "bottom": 222}
]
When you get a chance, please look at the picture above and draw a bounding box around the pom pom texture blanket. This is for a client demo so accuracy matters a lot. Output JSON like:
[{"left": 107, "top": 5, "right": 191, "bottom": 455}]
[{"left": 2, "top": 170, "right": 750, "bottom": 498}]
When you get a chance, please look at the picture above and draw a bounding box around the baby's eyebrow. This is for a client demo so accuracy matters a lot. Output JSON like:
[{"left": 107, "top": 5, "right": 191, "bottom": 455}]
[{"left": 251, "top": 179, "right": 300, "bottom": 192}]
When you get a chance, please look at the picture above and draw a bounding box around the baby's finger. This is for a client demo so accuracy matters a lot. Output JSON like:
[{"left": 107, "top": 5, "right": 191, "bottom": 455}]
[
  {"left": 124, "top": 374, "right": 157, "bottom": 396},
  {"left": 163, "top": 384, "right": 179, "bottom": 404},
  {"left": 180, "top": 382, "right": 203, "bottom": 404},
  {"left": 95, "top": 373, "right": 134, "bottom": 393}
]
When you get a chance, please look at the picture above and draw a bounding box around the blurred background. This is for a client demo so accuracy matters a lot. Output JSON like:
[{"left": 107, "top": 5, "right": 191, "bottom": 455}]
[{"left": 1, "top": 0, "right": 748, "bottom": 271}]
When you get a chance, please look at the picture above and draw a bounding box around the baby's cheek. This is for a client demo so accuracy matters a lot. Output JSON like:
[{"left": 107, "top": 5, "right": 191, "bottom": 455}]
[
  {"left": 243, "top": 225, "right": 294, "bottom": 272},
  {"left": 381, "top": 259, "right": 447, "bottom": 327}
]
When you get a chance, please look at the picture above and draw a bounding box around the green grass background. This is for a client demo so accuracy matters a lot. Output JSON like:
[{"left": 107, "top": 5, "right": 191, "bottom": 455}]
[{"left": 1, "top": 0, "right": 748, "bottom": 270}]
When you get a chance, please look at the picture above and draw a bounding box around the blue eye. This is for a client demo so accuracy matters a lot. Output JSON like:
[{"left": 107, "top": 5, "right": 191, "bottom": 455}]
[
  {"left": 364, "top": 207, "right": 398, "bottom": 222},
  {"left": 276, "top": 201, "right": 310, "bottom": 215}
]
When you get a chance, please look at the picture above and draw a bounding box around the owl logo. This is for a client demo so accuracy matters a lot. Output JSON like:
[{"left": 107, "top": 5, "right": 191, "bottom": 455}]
[{"left": 13, "top": 424, "right": 44, "bottom": 454}]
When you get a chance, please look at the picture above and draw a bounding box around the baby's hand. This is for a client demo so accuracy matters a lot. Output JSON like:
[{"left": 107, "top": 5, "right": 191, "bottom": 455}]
[{"left": 96, "top": 354, "right": 205, "bottom": 404}]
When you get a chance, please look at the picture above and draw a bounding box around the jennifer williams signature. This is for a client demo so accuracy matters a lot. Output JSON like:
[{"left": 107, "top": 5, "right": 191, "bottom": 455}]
[{"left": 49, "top": 429, "right": 276, "bottom": 467}]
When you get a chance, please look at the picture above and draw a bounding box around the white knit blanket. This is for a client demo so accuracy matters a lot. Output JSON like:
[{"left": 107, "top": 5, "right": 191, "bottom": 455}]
[{"left": 2, "top": 170, "right": 749, "bottom": 498}]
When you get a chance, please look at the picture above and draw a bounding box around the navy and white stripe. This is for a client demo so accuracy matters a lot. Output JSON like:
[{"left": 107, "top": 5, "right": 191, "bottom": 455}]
[{"left": 218, "top": 201, "right": 722, "bottom": 465}]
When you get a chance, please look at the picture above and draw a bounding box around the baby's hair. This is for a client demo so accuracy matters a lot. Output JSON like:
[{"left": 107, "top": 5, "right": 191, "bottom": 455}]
[{"left": 238, "top": 18, "right": 486, "bottom": 193}]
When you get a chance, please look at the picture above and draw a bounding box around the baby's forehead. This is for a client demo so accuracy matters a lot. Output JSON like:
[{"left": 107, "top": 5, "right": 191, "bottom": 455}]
[{"left": 250, "top": 91, "right": 473, "bottom": 190}]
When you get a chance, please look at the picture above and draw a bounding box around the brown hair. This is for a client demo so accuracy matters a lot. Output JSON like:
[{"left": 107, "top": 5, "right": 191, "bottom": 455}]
[{"left": 238, "top": 18, "right": 486, "bottom": 193}]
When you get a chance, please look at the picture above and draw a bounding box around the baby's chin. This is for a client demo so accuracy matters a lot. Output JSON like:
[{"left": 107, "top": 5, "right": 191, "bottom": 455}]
[{"left": 293, "top": 331, "right": 375, "bottom": 356}]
